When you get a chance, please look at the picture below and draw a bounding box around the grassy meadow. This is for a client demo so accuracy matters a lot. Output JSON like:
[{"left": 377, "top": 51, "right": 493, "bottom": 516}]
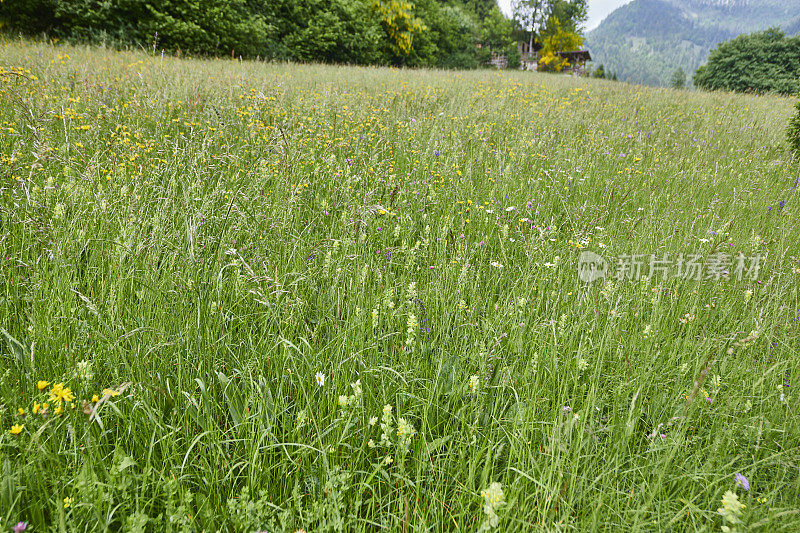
[{"left": 1, "top": 39, "right": 799, "bottom": 531}]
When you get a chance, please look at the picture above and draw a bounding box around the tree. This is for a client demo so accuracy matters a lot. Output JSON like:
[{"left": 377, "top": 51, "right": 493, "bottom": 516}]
[
  {"left": 593, "top": 64, "right": 605, "bottom": 78},
  {"left": 549, "top": 0, "right": 587, "bottom": 33},
  {"left": 670, "top": 68, "right": 686, "bottom": 89},
  {"left": 0, "top": 0, "right": 521, "bottom": 70},
  {"left": 537, "top": 15, "right": 582, "bottom": 72},
  {"left": 694, "top": 28, "right": 800, "bottom": 95},
  {"left": 512, "top": 0, "right": 547, "bottom": 56},
  {"left": 371, "top": 0, "right": 426, "bottom": 60}
]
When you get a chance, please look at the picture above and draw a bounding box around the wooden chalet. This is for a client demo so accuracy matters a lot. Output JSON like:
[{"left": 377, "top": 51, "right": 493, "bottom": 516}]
[{"left": 556, "top": 50, "right": 592, "bottom": 75}]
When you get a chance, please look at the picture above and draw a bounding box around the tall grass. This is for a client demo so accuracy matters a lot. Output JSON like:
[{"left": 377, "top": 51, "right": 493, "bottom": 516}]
[{"left": 1, "top": 39, "right": 799, "bottom": 531}]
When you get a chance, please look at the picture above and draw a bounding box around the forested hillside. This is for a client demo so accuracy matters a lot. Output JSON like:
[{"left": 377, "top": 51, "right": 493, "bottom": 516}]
[{"left": 585, "top": 0, "right": 800, "bottom": 86}]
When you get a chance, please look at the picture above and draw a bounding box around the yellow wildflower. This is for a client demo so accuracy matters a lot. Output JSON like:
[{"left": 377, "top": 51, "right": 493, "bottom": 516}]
[
  {"left": 37, "top": 380, "right": 50, "bottom": 390},
  {"left": 49, "top": 383, "right": 75, "bottom": 404},
  {"left": 9, "top": 424, "right": 24, "bottom": 435}
]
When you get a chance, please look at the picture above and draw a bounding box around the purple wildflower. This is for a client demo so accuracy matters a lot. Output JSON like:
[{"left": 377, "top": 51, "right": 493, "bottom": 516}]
[
  {"left": 13, "top": 523, "right": 27, "bottom": 533},
  {"left": 735, "top": 473, "right": 750, "bottom": 491}
]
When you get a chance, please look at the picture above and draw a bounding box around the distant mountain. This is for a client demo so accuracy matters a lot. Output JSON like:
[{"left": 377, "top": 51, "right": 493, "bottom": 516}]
[{"left": 585, "top": 0, "right": 800, "bottom": 86}]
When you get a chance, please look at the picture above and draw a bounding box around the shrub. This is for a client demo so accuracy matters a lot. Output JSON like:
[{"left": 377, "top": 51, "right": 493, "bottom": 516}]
[
  {"left": 787, "top": 101, "right": 800, "bottom": 157},
  {"left": 694, "top": 28, "right": 800, "bottom": 95}
]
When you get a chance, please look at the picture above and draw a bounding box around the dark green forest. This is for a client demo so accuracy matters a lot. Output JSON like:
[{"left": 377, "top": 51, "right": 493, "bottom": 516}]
[{"left": 0, "top": 0, "right": 523, "bottom": 69}]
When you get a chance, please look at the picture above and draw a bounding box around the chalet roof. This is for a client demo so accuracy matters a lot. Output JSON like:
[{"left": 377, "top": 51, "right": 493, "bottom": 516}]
[{"left": 556, "top": 50, "right": 591, "bottom": 62}]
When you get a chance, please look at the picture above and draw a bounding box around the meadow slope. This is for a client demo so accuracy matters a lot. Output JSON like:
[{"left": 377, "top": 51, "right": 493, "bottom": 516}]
[{"left": 1, "top": 40, "right": 799, "bottom": 531}]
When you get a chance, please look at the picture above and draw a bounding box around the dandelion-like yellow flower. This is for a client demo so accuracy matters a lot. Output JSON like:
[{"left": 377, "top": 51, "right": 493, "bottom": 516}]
[
  {"left": 9, "top": 424, "right": 24, "bottom": 435},
  {"left": 49, "top": 383, "right": 75, "bottom": 404},
  {"left": 92, "top": 394, "right": 99, "bottom": 402},
  {"left": 37, "top": 381, "right": 50, "bottom": 391}
]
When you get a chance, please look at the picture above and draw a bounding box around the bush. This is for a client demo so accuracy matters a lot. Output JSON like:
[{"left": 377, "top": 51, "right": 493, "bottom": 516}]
[
  {"left": 694, "top": 28, "right": 800, "bottom": 95},
  {"left": 787, "top": 102, "right": 800, "bottom": 157}
]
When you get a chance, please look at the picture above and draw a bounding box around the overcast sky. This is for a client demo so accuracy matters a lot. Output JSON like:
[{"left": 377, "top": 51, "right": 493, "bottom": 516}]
[{"left": 496, "top": 0, "right": 634, "bottom": 31}]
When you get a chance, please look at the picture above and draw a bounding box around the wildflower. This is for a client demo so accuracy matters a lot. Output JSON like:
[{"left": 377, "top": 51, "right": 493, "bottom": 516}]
[
  {"left": 718, "top": 490, "right": 745, "bottom": 532},
  {"left": 76, "top": 360, "right": 94, "bottom": 379},
  {"left": 351, "top": 379, "right": 362, "bottom": 398},
  {"left": 396, "top": 417, "right": 416, "bottom": 455},
  {"left": 296, "top": 410, "right": 307, "bottom": 429},
  {"left": 369, "top": 416, "right": 378, "bottom": 426},
  {"left": 37, "top": 380, "right": 50, "bottom": 390},
  {"left": 380, "top": 405, "right": 394, "bottom": 446},
  {"left": 49, "top": 383, "right": 75, "bottom": 404},
  {"left": 405, "top": 313, "right": 418, "bottom": 345},
  {"left": 32, "top": 402, "right": 40, "bottom": 414},
  {"left": 13, "top": 522, "right": 27, "bottom": 533},
  {"left": 478, "top": 482, "right": 505, "bottom": 532},
  {"left": 9, "top": 424, "right": 24, "bottom": 435},
  {"left": 92, "top": 394, "right": 99, "bottom": 403},
  {"left": 490, "top": 261, "right": 503, "bottom": 269},
  {"left": 469, "top": 375, "right": 480, "bottom": 393},
  {"left": 563, "top": 406, "right": 572, "bottom": 413},
  {"left": 735, "top": 473, "right": 750, "bottom": 491},
  {"left": 315, "top": 372, "right": 325, "bottom": 387},
  {"left": 338, "top": 395, "right": 348, "bottom": 407},
  {"left": 63, "top": 497, "right": 72, "bottom": 508},
  {"left": 17, "top": 407, "right": 24, "bottom": 416},
  {"left": 383, "top": 455, "right": 393, "bottom": 465}
]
